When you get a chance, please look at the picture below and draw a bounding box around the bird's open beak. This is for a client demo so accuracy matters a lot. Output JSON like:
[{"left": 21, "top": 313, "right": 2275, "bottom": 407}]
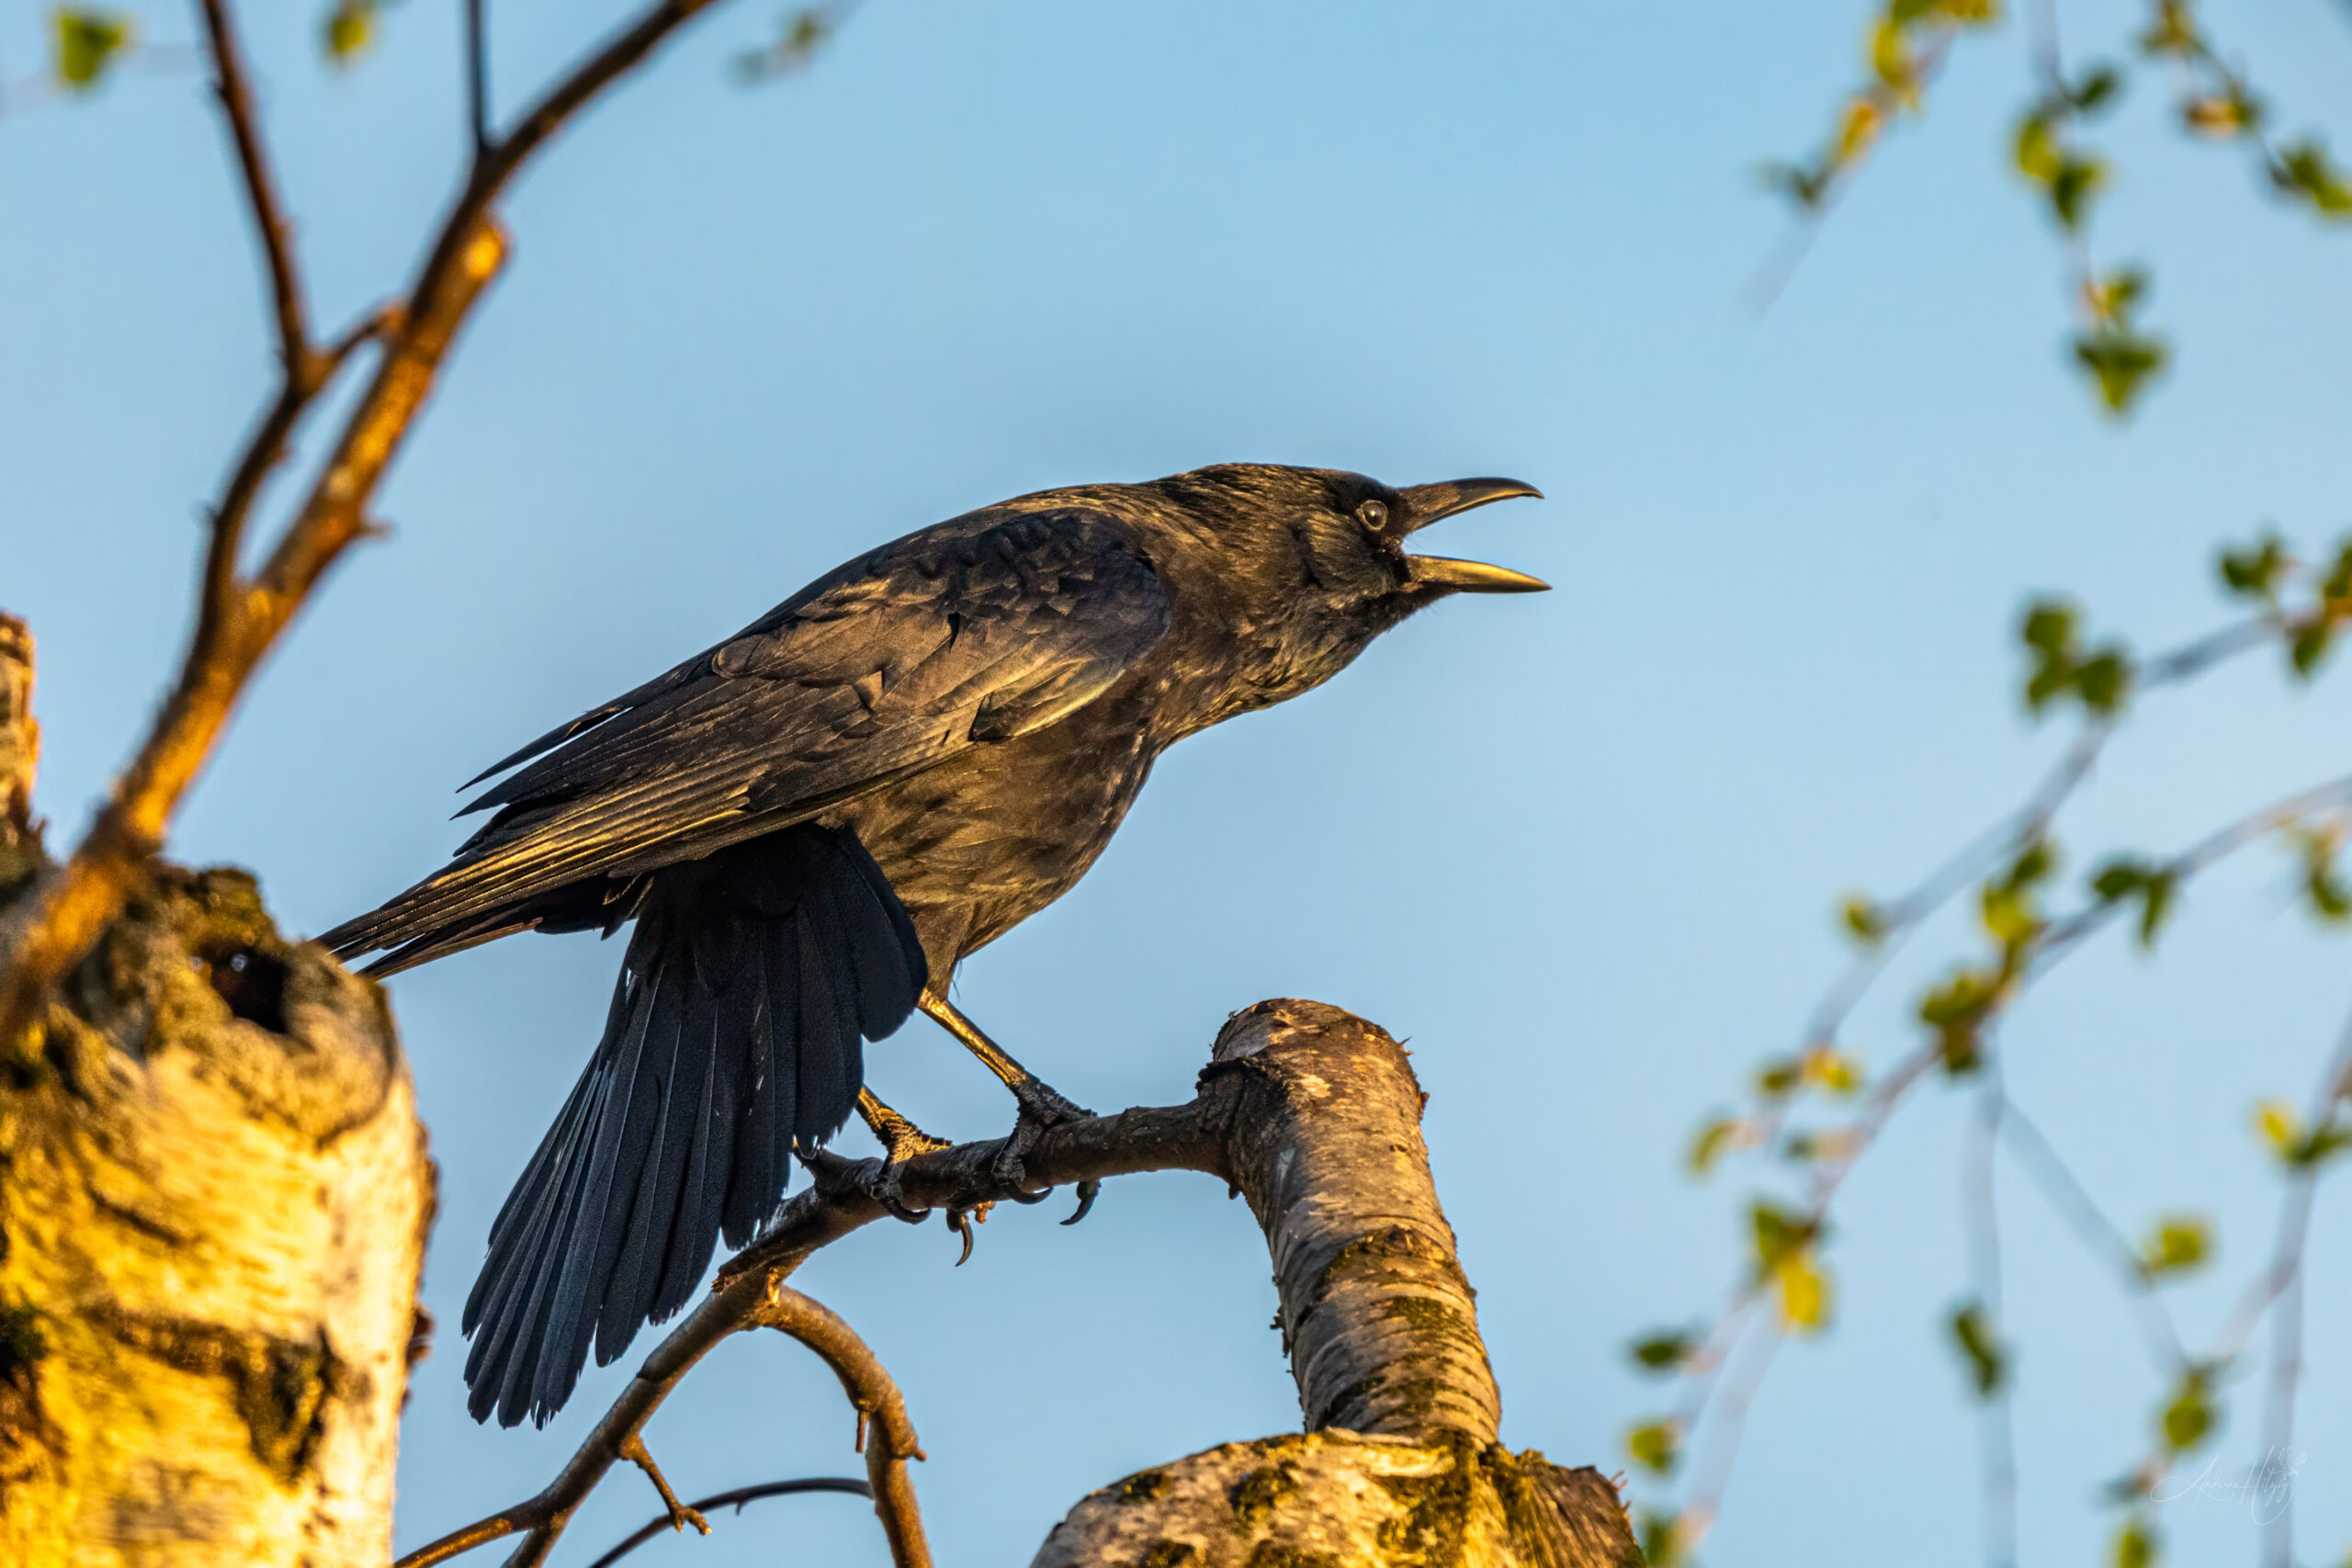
[{"left": 1396, "top": 477, "right": 1548, "bottom": 593}]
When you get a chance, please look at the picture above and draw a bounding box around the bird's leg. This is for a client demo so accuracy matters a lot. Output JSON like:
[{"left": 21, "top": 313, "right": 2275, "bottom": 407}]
[
  {"left": 854, "top": 1087, "right": 952, "bottom": 1224},
  {"left": 919, "top": 992, "right": 1099, "bottom": 1217}
]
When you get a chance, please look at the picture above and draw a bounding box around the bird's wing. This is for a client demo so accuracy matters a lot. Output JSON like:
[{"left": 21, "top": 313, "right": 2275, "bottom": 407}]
[{"left": 323, "top": 508, "right": 1170, "bottom": 962}]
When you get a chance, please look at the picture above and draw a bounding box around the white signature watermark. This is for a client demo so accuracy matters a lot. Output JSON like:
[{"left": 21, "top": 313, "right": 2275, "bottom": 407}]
[{"left": 2149, "top": 1449, "right": 2306, "bottom": 1525}]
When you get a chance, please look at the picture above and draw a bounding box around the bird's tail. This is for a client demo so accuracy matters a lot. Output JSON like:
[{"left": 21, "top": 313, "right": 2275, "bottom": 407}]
[{"left": 459, "top": 824, "right": 925, "bottom": 1427}]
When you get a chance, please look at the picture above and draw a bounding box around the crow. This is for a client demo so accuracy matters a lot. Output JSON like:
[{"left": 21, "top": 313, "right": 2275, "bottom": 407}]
[{"left": 323, "top": 462, "right": 1544, "bottom": 1426}]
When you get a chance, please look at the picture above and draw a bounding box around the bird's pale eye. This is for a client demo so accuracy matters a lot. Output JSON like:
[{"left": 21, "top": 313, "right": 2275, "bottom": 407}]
[{"left": 1357, "top": 499, "right": 1390, "bottom": 534}]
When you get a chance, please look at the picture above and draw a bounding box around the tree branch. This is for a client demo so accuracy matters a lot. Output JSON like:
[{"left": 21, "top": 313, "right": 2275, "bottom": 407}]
[
  {"left": 0, "top": 0, "right": 738, "bottom": 1055},
  {"left": 749, "top": 1287, "right": 931, "bottom": 1568},
  {"left": 465, "top": 0, "right": 492, "bottom": 160},
  {"left": 195, "top": 0, "right": 313, "bottom": 381},
  {"left": 582, "top": 1479, "right": 871, "bottom": 1568},
  {"left": 392, "top": 1282, "right": 932, "bottom": 1568},
  {"left": 399, "top": 1001, "right": 1631, "bottom": 1568}
]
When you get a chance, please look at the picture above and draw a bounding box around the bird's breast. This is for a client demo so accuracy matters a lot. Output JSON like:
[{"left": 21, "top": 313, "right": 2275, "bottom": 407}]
[{"left": 840, "top": 698, "right": 1161, "bottom": 960}]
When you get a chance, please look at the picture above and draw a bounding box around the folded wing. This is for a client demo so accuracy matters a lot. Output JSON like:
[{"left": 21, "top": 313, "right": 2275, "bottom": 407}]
[{"left": 322, "top": 507, "right": 1171, "bottom": 972}]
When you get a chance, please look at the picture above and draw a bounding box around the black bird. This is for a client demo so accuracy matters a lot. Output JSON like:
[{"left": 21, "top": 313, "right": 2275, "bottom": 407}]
[{"left": 323, "top": 463, "right": 1544, "bottom": 1427}]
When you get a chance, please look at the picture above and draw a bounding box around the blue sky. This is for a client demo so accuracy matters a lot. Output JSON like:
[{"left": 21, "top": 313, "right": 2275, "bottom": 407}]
[{"left": 6, "top": 0, "right": 2352, "bottom": 1562}]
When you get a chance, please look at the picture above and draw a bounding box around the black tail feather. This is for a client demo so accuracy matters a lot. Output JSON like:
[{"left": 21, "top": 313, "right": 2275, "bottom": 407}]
[{"left": 459, "top": 824, "right": 925, "bottom": 1427}]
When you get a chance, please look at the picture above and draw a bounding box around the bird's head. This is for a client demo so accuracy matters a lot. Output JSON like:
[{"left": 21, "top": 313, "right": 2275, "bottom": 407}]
[{"left": 1133, "top": 463, "right": 1546, "bottom": 715}]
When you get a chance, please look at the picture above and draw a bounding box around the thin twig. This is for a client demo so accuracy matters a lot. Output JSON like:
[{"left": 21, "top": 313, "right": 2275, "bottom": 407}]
[
  {"left": 582, "top": 1478, "right": 871, "bottom": 1568},
  {"left": 194, "top": 0, "right": 313, "bottom": 381},
  {"left": 617, "top": 1433, "right": 709, "bottom": 1538},
  {"left": 0, "top": 0, "right": 740, "bottom": 1052},
  {"left": 466, "top": 0, "right": 492, "bottom": 159},
  {"left": 1964, "top": 1073, "right": 2018, "bottom": 1568},
  {"left": 2032, "top": 771, "right": 2352, "bottom": 971},
  {"left": 2248, "top": 994, "right": 2352, "bottom": 1568},
  {"left": 1670, "top": 755, "right": 2348, "bottom": 1548},
  {"left": 747, "top": 1285, "right": 932, "bottom": 1568},
  {"left": 1996, "top": 1103, "right": 2184, "bottom": 1368}
]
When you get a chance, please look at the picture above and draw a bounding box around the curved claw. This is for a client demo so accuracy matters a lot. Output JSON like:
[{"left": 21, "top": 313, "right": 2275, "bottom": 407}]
[
  {"left": 947, "top": 1209, "right": 976, "bottom": 1266},
  {"left": 1060, "top": 1178, "right": 1101, "bottom": 1226},
  {"left": 869, "top": 1160, "right": 931, "bottom": 1224}
]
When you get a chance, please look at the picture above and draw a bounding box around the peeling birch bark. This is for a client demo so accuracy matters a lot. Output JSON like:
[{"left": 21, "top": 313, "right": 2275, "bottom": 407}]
[
  {"left": 1032, "top": 999, "right": 1635, "bottom": 1568},
  {"left": 0, "top": 621, "right": 434, "bottom": 1567}
]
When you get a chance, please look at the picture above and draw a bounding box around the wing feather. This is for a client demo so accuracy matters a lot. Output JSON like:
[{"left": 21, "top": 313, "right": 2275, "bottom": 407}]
[{"left": 324, "top": 509, "right": 1170, "bottom": 967}]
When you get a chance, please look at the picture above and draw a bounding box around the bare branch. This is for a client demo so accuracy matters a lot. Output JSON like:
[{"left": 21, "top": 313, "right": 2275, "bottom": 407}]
[
  {"left": 747, "top": 1288, "right": 932, "bottom": 1568},
  {"left": 474, "top": 0, "right": 718, "bottom": 200},
  {"left": 1996, "top": 1100, "right": 2184, "bottom": 1367},
  {"left": 194, "top": 0, "right": 313, "bottom": 380},
  {"left": 583, "top": 1479, "right": 871, "bottom": 1568},
  {"left": 399, "top": 1002, "right": 1589, "bottom": 1568},
  {"left": 466, "top": 0, "right": 492, "bottom": 159},
  {"left": 0, "top": 0, "right": 739, "bottom": 1053},
  {"left": 390, "top": 1276, "right": 938, "bottom": 1568}
]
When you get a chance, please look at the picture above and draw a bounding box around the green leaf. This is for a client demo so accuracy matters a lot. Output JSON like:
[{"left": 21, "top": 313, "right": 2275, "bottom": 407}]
[
  {"left": 2089, "top": 859, "right": 2177, "bottom": 948},
  {"left": 2133, "top": 869, "right": 2177, "bottom": 946},
  {"left": 2085, "top": 266, "right": 2149, "bottom": 324},
  {"left": 2272, "top": 140, "right": 2352, "bottom": 219},
  {"left": 2073, "top": 649, "right": 2131, "bottom": 712},
  {"left": 1637, "top": 1509, "right": 1689, "bottom": 1567},
  {"left": 1628, "top": 1330, "right": 1695, "bottom": 1373},
  {"left": 2290, "top": 619, "right": 2335, "bottom": 677},
  {"left": 1948, "top": 1301, "right": 2007, "bottom": 1396},
  {"left": 1775, "top": 1252, "right": 1831, "bottom": 1329},
  {"left": 323, "top": 0, "right": 376, "bottom": 65},
  {"left": 2320, "top": 539, "right": 2352, "bottom": 604},
  {"left": 2298, "top": 1120, "right": 2352, "bottom": 1167},
  {"left": 1760, "top": 158, "right": 1834, "bottom": 209},
  {"left": 2139, "top": 1214, "right": 2211, "bottom": 1277},
  {"left": 2115, "top": 1517, "right": 2160, "bottom": 1568},
  {"left": 2014, "top": 113, "right": 2061, "bottom": 181},
  {"left": 734, "top": 7, "right": 841, "bottom": 82},
  {"left": 2050, "top": 153, "right": 2108, "bottom": 229},
  {"left": 2217, "top": 533, "right": 2286, "bottom": 599},
  {"left": 1802, "top": 1044, "right": 1864, "bottom": 1095},
  {"left": 2021, "top": 599, "right": 2075, "bottom": 655},
  {"left": 2074, "top": 324, "right": 2168, "bottom": 414},
  {"left": 2293, "top": 826, "right": 2352, "bottom": 919},
  {"left": 2069, "top": 63, "right": 2123, "bottom": 116},
  {"left": 1749, "top": 1198, "right": 1819, "bottom": 1275},
  {"left": 1625, "top": 1419, "right": 1680, "bottom": 1475},
  {"left": 1919, "top": 967, "right": 1997, "bottom": 1074},
  {"left": 2159, "top": 1367, "right": 2215, "bottom": 1453},
  {"left": 1838, "top": 892, "right": 1885, "bottom": 945},
  {"left": 1688, "top": 1115, "right": 1743, "bottom": 1175},
  {"left": 2020, "top": 597, "right": 2079, "bottom": 711},
  {"left": 1980, "top": 880, "right": 2038, "bottom": 945},
  {"left": 2256, "top": 1098, "right": 2304, "bottom": 1158},
  {"left": 52, "top": 6, "right": 132, "bottom": 89},
  {"left": 2137, "top": 0, "right": 2198, "bottom": 56}
]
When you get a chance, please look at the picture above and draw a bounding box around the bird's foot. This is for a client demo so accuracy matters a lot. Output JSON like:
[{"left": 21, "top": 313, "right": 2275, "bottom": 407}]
[
  {"left": 856, "top": 1089, "right": 954, "bottom": 1224},
  {"left": 991, "top": 1076, "right": 1099, "bottom": 1223}
]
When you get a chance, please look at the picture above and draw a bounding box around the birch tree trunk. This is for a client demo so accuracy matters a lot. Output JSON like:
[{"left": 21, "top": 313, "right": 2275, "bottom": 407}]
[
  {"left": 0, "top": 617, "right": 435, "bottom": 1568},
  {"left": 1030, "top": 999, "right": 1636, "bottom": 1568}
]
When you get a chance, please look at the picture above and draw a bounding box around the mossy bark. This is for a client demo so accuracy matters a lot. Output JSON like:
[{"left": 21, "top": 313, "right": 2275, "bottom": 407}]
[
  {"left": 1032, "top": 1000, "right": 1636, "bottom": 1568},
  {"left": 0, "top": 620, "right": 433, "bottom": 1567}
]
